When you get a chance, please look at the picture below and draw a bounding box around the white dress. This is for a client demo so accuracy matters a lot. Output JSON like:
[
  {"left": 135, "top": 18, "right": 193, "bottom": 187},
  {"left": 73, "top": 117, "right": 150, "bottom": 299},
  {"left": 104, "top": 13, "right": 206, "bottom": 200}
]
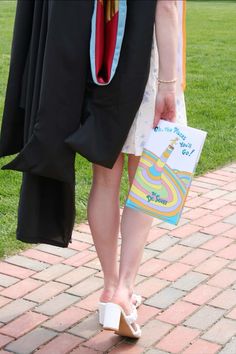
[{"left": 121, "top": 31, "right": 187, "bottom": 156}]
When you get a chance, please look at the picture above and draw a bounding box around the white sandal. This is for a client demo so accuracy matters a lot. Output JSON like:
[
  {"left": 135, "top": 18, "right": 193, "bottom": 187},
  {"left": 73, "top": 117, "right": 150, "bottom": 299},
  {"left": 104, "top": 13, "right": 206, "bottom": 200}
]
[
  {"left": 98, "top": 293, "right": 142, "bottom": 325},
  {"left": 103, "top": 302, "right": 141, "bottom": 339}
]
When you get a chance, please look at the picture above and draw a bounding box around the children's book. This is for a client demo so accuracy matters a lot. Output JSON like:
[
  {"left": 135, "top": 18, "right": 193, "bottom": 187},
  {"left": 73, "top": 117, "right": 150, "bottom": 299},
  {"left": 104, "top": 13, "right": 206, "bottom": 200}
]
[{"left": 126, "top": 119, "right": 207, "bottom": 225}]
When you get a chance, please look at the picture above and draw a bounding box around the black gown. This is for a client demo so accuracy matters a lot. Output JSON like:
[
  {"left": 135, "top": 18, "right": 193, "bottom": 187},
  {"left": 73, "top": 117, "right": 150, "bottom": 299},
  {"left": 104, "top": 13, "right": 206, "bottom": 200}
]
[{"left": 0, "top": 0, "right": 157, "bottom": 247}]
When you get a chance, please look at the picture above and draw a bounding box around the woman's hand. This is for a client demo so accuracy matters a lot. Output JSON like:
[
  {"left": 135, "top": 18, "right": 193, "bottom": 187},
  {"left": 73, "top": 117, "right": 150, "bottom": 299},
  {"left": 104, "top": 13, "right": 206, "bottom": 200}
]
[{"left": 153, "top": 83, "right": 176, "bottom": 128}]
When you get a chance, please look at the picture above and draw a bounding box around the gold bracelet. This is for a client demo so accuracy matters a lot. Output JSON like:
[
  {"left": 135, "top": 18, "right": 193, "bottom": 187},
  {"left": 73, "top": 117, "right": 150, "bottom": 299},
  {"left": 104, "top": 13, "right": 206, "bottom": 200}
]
[{"left": 157, "top": 78, "right": 177, "bottom": 84}]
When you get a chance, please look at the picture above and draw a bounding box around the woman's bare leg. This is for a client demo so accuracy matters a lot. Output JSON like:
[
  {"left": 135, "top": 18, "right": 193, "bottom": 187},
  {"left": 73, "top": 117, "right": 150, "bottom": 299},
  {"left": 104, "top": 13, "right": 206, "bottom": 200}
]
[
  {"left": 87, "top": 154, "right": 124, "bottom": 302},
  {"left": 111, "top": 154, "right": 153, "bottom": 313}
]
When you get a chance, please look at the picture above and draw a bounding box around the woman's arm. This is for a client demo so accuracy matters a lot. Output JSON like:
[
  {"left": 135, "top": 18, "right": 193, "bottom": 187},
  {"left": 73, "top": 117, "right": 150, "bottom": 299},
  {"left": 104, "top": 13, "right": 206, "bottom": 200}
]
[{"left": 153, "top": 0, "right": 178, "bottom": 126}]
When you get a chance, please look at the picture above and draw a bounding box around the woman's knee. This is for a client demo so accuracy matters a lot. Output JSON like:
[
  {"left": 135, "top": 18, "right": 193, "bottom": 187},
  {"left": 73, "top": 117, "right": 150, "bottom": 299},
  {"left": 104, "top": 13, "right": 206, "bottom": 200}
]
[
  {"left": 92, "top": 154, "right": 124, "bottom": 190},
  {"left": 128, "top": 155, "right": 140, "bottom": 185}
]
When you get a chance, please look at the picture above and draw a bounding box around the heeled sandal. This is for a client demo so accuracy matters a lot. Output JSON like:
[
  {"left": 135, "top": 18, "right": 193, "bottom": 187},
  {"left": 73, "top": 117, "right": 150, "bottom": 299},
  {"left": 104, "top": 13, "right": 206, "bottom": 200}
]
[
  {"left": 98, "top": 293, "right": 142, "bottom": 325},
  {"left": 103, "top": 302, "right": 141, "bottom": 338}
]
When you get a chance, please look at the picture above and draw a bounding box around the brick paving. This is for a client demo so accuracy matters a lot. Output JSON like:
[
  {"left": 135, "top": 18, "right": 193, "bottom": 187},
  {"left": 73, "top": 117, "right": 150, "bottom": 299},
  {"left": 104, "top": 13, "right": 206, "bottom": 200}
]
[{"left": 0, "top": 163, "right": 236, "bottom": 353}]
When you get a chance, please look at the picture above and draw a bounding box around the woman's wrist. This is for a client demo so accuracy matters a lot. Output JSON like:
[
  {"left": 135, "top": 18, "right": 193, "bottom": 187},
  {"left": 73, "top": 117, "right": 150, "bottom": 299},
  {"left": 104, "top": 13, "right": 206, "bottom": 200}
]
[
  {"left": 157, "top": 78, "right": 177, "bottom": 84},
  {"left": 157, "top": 80, "right": 177, "bottom": 93}
]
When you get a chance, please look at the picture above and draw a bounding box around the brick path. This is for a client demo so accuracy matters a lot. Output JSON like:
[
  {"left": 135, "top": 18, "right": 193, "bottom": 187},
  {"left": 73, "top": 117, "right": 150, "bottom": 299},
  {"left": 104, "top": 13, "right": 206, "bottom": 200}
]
[{"left": 0, "top": 163, "right": 236, "bottom": 354}]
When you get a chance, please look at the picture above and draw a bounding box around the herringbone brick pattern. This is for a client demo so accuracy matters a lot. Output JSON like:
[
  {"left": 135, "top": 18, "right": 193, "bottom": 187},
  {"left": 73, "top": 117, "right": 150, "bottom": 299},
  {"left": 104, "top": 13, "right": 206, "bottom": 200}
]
[{"left": 0, "top": 163, "right": 236, "bottom": 353}]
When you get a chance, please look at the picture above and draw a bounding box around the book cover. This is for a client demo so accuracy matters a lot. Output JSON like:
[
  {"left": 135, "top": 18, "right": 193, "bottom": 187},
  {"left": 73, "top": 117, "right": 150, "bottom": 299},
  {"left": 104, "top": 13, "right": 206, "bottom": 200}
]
[{"left": 126, "top": 119, "right": 207, "bottom": 225}]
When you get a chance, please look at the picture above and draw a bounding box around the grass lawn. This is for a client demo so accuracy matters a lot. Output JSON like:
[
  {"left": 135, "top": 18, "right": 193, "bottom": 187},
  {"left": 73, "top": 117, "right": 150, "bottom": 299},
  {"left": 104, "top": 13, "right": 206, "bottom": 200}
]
[{"left": 0, "top": 1, "right": 236, "bottom": 258}]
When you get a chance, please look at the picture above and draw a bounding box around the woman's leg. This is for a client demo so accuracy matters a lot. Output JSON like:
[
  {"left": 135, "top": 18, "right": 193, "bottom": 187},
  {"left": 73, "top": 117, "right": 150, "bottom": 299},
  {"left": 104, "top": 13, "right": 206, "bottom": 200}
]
[
  {"left": 111, "top": 154, "right": 153, "bottom": 313},
  {"left": 87, "top": 154, "right": 124, "bottom": 302}
]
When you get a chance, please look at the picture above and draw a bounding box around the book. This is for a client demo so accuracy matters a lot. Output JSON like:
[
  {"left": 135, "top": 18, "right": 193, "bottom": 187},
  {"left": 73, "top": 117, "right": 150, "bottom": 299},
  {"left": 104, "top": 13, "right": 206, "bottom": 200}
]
[{"left": 126, "top": 119, "right": 207, "bottom": 225}]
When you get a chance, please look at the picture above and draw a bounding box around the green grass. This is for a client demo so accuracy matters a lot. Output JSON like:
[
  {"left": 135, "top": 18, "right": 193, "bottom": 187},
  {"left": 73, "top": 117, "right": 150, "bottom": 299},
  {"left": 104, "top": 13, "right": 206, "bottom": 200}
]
[
  {"left": 185, "top": 1, "right": 236, "bottom": 173},
  {"left": 0, "top": 1, "right": 235, "bottom": 258}
]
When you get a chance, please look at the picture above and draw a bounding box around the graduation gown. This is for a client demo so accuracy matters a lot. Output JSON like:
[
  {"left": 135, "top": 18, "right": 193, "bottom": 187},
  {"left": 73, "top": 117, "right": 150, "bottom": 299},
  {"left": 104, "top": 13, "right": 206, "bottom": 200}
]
[{"left": 0, "top": 0, "right": 157, "bottom": 247}]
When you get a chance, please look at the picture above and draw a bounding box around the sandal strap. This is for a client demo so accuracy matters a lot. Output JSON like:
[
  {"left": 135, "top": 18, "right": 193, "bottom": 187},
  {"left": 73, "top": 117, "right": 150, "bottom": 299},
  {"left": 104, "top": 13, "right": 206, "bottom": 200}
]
[
  {"left": 132, "top": 293, "right": 142, "bottom": 307},
  {"left": 125, "top": 305, "right": 138, "bottom": 324}
]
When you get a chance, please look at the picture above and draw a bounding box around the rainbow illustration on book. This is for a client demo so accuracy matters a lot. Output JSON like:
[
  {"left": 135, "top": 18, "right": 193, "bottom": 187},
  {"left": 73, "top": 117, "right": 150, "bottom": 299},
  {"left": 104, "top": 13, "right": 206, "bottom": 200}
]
[{"left": 126, "top": 120, "right": 207, "bottom": 225}]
